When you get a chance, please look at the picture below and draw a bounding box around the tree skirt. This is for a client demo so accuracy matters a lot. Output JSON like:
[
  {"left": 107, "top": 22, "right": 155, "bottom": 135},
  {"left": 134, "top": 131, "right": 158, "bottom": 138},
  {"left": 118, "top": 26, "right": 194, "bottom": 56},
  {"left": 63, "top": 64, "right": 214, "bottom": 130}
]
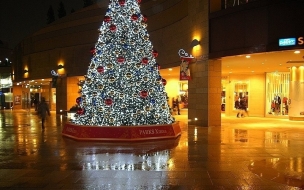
[{"left": 62, "top": 122, "right": 181, "bottom": 141}]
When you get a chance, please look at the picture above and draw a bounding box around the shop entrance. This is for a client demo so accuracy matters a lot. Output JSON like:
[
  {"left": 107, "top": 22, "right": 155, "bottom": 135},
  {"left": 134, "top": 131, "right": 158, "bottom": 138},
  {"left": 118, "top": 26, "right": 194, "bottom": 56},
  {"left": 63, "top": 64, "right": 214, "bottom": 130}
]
[
  {"left": 20, "top": 80, "right": 54, "bottom": 111},
  {"left": 221, "top": 50, "right": 303, "bottom": 119}
]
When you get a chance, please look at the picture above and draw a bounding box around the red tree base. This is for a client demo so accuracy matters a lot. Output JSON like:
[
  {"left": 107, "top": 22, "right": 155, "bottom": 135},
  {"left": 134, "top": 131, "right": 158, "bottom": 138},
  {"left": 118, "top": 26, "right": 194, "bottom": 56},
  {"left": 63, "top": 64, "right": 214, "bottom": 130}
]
[{"left": 62, "top": 122, "right": 181, "bottom": 141}]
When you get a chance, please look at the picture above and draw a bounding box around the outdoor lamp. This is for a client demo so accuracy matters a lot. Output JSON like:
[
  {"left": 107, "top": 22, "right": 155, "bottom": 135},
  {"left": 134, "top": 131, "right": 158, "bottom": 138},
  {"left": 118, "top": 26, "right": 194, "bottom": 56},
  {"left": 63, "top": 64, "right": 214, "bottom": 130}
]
[
  {"left": 190, "top": 39, "right": 200, "bottom": 48},
  {"left": 57, "top": 64, "right": 64, "bottom": 69}
]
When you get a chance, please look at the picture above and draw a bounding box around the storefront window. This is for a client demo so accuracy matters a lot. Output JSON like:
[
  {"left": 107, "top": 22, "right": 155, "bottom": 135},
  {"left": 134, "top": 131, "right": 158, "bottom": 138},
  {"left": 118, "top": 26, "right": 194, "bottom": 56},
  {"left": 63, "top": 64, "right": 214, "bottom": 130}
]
[
  {"left": 266, "top": 72, "right": 290, "bottom": 116},
  {"left": 0, "top": 77, "right": 12, "bottom": 88},
  {"left": 0, "top": 74, "right": 13, "bottom": 109},
  {"left": 179, "top": 81, "right": 188, "bottom": 108},
  {"left": 233, "top": 81, "right": 249, "bottom": 110}
]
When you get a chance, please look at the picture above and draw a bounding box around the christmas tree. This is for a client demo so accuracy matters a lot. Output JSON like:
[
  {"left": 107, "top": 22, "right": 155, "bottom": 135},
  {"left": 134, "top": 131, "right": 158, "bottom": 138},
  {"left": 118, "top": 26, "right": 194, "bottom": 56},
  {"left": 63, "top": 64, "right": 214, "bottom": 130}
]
[{"left": 71, "top": 0, "right": 174, "bottom": 126}]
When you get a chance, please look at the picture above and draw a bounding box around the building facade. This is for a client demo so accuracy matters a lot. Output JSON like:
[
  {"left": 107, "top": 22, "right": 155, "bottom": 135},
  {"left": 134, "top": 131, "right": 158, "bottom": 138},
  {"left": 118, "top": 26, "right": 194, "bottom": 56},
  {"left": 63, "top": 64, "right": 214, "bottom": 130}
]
[
  {"left": 0, "top": 40, "right": 13, "bottom": 109},
  {"left": 210, "top": 0, "right": 304, "bottom": 120},
  {"left": 11, "top": 0, "right": 304, "bottom": 126}
]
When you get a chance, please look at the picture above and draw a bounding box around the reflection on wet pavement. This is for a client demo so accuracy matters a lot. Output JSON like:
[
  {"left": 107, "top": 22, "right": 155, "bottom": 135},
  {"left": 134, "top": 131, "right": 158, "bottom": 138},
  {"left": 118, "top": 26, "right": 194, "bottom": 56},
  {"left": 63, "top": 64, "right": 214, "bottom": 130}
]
[
  {"left": 249, "top": 158, "right": 304, "bottom": 188},
  {"left": 1, "top": 110, "right": 304, "bottom": 189}
]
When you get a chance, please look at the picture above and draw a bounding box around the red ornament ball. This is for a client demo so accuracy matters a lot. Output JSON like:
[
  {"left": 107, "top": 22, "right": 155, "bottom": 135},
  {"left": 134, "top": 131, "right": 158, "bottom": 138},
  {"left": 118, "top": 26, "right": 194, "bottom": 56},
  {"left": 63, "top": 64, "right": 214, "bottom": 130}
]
[
  {"left": 137, "top": 0, "right": 142, "bottom": 3},
  {"left": 105, "top": 98, "right": 113, "bottom": 106},
  {"left": 97, "top": 66, "right": 104, "bottom": 73},
  {"left": 118, "top": 0, "right": 126, "bottom": 6},
  {"left": 140, "top": 90, "right": 148, "bottom": 98},
  {"left": 142, "top": 57, "right": 149, "bottom": 64},
  {"left": 77, "top": 108, "right": 84, "bottom": 115},
  {"left": 117, "top": 56, "right": 125, "bottom": 63},
  {"left": 152, "top": 50, "right": 158, "bottom": 58},
  {"left": 90, "top": 47, "right": 96, "bottom": 55},
  {"left": 131, "top": 14, "right": 138, "bottom": 21},
  {"left": 142, "top": 15, "right": 148, "bottom": 22},
  {"left": 162, "top": 78, "right": 167, "bottom": 86},
  {"left": 104, "top": 16, "right": 111, "bottom": 23},
  {"left": 110, "top": 24, "right": 117, "bottom": 32},
  {"left": 76, "top": 97, "right": 82, "bottom": 104}
]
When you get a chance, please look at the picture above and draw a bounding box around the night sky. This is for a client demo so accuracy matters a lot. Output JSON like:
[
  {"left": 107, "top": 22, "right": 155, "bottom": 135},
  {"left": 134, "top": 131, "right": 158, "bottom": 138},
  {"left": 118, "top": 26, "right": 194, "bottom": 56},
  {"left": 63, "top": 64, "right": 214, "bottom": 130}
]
[{"left": 0, "top": 0, "right": 85, "bottom": 49}]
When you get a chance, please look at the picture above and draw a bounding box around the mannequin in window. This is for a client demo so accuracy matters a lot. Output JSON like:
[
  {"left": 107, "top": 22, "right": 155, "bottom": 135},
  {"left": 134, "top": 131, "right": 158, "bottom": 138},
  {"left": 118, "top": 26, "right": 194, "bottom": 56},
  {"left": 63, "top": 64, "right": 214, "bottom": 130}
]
[
  {"left": 283, "top": 97, "right": 288, "bottom": 115},
  {"left": 274, "top": 95, "right": 281, "bottom": 115},
  {"left": 172, "top": 97, "right": 180, "bottom": 115}
]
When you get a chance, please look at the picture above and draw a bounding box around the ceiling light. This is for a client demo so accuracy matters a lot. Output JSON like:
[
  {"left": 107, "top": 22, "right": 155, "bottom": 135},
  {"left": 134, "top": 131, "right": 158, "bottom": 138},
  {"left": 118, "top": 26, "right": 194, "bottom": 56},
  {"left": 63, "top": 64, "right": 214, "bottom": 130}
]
[
  {"left": 246, "top": 55, "right": 251, "bottom": 58},
  {"left": 294, "top": 50, "right": 300, "bottom": 54},
  {"left": 169, "top": 68, "right": 172, "bottom": 71},
  {"left": 286, "top": 60, "right": 304, "bottom": 63}
]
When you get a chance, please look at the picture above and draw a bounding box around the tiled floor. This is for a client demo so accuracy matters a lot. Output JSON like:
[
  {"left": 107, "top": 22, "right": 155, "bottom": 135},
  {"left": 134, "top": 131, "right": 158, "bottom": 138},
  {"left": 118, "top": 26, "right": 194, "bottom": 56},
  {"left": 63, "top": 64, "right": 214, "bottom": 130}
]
[{"left": 1, "top": 109, "right": 304, "bottom": 189}]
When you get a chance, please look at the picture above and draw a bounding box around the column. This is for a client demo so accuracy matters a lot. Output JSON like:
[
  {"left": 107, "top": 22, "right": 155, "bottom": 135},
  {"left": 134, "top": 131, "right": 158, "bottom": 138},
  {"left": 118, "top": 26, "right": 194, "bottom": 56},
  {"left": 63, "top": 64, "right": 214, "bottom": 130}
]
[{"left": 289, "top": 66, "right": 304, "bottom": 121}]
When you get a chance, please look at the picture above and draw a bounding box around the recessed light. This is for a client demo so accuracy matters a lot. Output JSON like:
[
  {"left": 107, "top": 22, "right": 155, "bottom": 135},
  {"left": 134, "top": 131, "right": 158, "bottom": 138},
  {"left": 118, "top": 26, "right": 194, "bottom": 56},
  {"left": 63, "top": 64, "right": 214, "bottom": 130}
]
[
  {"left": 294, "top": 50, "right": 300, "bottom": 54},
  {"left": 169, "top": 68, "right": 172, "bottom": 71},
  {"left": 246, "top": 55, "right": 251, "bottom": 58}
]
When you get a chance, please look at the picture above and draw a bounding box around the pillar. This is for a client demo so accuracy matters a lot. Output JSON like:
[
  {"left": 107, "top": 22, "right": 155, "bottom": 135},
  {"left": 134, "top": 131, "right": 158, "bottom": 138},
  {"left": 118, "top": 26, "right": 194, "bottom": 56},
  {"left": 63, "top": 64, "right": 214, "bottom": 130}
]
[
  {"left": 188, "top": 59, "right": 222, "bottom": 127},
  {"left": 289, "top": 66, "right": 304, "bottom": 121}
]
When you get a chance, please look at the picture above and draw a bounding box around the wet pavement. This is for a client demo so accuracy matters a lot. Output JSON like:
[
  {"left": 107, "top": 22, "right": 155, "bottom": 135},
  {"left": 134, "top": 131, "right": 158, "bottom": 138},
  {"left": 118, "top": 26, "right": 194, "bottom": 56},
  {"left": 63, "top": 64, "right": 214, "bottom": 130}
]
[{"left": 1, "top": 110, "right": 304, "bottom": 189}]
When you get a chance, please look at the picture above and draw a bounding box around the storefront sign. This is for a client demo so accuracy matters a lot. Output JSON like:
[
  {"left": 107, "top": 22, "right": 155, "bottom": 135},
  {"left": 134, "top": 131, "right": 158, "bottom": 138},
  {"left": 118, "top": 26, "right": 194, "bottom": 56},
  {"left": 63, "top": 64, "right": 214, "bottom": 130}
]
[{"left": 279, "top": 37, "right": 303, "bottom": 47}]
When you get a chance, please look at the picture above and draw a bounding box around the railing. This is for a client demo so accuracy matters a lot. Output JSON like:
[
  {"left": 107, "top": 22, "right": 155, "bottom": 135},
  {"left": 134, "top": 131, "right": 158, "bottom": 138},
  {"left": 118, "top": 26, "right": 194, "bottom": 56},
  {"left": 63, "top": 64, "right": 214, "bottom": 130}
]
[{"left": 222, "top": 0, "right": 259, "bottom": 9}]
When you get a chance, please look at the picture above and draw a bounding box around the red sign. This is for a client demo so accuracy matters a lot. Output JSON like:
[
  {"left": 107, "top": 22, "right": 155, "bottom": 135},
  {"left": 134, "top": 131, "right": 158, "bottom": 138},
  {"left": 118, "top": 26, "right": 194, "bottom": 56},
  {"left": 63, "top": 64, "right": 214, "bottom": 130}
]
[
  {"left": 62, "top": 122, "right": 181, "bottom": 141},
  {"left": 178, "top": 49, "right": 194, "bottom": 80},
  {"left": 180, "top": 59, "right": 191, "bottom": 80}
]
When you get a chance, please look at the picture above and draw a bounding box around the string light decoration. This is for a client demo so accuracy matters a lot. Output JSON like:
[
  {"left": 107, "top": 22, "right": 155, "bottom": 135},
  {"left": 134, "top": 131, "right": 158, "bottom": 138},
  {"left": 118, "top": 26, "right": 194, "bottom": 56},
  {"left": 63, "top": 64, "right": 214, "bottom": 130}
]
[{"left": 71, "top": 0, "right": 174, "bottom": 126}]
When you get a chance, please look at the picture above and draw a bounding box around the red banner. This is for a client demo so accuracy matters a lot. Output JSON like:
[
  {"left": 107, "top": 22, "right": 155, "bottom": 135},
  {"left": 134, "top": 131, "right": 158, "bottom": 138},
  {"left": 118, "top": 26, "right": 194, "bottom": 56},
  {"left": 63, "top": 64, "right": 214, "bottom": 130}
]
[
  {"left": 180, "top": 59, "right": 191, "bottom": 80},
  {"left": 62, "top": 122, "right": 181, "bottom": 141},
  {"left": 178, "top": 49, "right": 194, "bottom": 80}
]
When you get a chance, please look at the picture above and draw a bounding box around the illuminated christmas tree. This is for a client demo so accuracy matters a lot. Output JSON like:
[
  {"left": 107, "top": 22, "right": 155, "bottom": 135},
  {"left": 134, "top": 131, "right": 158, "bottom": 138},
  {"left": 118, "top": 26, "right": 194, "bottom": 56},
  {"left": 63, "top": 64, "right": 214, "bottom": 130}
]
[{"left": 71, "top": 0, "right": 174, "bottom": 126}]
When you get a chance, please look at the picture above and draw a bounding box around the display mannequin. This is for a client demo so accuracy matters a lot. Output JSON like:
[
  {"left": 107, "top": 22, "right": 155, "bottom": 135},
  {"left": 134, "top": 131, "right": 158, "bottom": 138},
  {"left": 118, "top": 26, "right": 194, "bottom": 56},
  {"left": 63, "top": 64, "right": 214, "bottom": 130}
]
[{"left": 274, "top": 95, "right": 281, "bottom": 115}]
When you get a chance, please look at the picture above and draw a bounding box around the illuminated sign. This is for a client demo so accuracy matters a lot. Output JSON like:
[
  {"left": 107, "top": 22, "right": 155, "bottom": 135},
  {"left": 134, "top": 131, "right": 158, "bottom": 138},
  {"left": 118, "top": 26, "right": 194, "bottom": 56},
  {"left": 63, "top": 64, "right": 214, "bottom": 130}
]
[
  {"left": 279, "top": 37, "right": 304, "bottom": 47},
  {"left": 279, "top": 38, "right": 296, "bottom": 46}
]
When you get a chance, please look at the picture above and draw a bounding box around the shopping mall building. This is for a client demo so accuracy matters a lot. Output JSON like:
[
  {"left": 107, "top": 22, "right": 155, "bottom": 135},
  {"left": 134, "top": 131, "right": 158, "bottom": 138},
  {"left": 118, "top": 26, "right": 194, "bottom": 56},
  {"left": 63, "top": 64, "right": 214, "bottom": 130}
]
[
  {"left": 11, "top": 0, "right": 304, "bottom": 126},
  {"left": 0, "top": 40, "right": 13, "bottom": 109}
]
